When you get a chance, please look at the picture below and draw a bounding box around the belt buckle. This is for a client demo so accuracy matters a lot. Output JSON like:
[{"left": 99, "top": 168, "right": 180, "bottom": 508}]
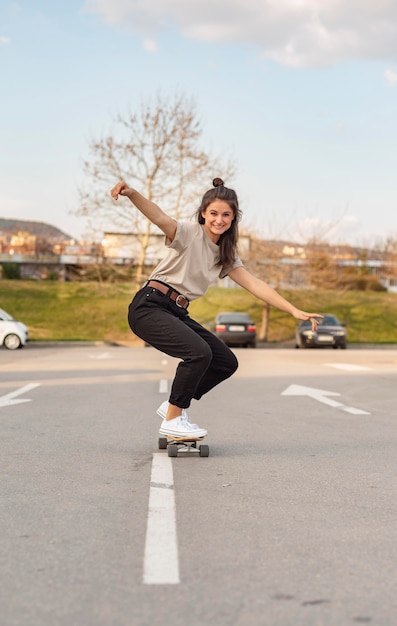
[{"left": 175, "top": 294, "right": 188, "bottom": 308}]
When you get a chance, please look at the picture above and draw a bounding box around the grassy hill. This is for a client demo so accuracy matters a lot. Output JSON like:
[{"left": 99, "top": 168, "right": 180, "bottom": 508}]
[
  {"left": 1, "top": 280, "right": 397, "bottom": 345},
  {"left": 0, "top": 218, "right": 73, "bottom": 241}
]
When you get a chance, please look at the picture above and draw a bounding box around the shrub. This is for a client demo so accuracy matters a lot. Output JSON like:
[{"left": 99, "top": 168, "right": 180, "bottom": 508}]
[{"left": 1, "top": 263, "right": 21, "bottom": 279}]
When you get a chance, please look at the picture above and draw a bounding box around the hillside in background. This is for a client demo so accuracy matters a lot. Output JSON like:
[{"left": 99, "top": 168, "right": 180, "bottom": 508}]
[{"left": 0, "top": 218, "right": 73, "bottom": 242}]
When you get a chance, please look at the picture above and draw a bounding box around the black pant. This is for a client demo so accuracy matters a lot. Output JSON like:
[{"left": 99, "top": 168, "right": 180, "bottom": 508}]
[{"left": 128, "top": 284, "right": 238, "bottom": 409}]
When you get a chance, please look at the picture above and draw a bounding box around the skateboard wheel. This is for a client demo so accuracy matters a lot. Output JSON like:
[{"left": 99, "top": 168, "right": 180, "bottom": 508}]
[
  {"left": 199, "top": 444, "right": 209, "bottom": 457},
  {"left": 168, "top": 445, "right": 178, "bottom": 457},
  {"left": 158, "top": 437, "right": 168, "bottom": 450}
]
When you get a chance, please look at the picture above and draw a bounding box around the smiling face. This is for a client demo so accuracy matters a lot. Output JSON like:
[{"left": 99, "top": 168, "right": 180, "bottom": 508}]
[{"left": 201, "top": 199, "right": 235, "bottom": 243}]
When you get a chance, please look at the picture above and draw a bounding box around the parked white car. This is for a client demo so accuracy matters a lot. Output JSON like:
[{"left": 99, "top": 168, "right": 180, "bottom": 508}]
[{"left": 0, "top": 307, "right": 29, "bottom": 349}]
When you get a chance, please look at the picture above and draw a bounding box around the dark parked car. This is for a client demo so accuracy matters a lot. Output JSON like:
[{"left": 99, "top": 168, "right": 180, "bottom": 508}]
[
  {"left": 295, "top": 314, "right": 347, "bottom": 349},
  {"left": 214, "top": 312, "right": 256, "bottom": 348}
]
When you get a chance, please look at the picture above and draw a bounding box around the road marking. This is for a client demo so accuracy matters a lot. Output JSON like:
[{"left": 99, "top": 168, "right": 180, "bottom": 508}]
[
  {"left": 325, "top": 363, "right": 372, "bottom": 371},
  {"left": 282, "top": 384, "right": 370, "bottom": 415},
  {"left": 0, "top": 383, "right": 40, "bottom": 408},
  {"left": 89, "top": 352, "right": 110, "bottom": 359},
  {"left": 159, "top": 379, "right": 168, "bottom": 394},
  {"left": 143, "top": 453, "right": 180, "bottom": 585}
]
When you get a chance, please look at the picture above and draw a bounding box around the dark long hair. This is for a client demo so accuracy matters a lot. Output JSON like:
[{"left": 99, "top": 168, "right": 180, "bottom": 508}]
[{"left": 195, "top": 178, "right": 242, "bottom": 267}]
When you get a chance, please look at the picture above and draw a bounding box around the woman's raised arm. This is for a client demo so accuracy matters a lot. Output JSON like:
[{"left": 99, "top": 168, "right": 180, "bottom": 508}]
[{"left": 110, "top": 181, "right": 177, "bottom": 241}]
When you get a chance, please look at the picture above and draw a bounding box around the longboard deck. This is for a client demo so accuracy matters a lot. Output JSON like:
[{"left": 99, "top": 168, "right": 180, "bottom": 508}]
[{"left": 162, "top": 434, "right": 205, "bottom": 443}]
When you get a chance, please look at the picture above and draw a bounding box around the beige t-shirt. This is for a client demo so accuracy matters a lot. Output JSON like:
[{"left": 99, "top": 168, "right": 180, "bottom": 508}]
[{"left": 149, "top": 220, "right": 244, "bottom": 301}]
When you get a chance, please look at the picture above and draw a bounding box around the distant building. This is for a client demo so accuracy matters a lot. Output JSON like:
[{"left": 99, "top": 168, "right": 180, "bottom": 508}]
[
  {"left": 1, "top": 219, "right": 397, "bottom": 290},
  {"left": 102, "top": 232, "right": 165, "bottom": 265},
  {"left": 101, "top": 231, "right": 251, "bottom": 265}
]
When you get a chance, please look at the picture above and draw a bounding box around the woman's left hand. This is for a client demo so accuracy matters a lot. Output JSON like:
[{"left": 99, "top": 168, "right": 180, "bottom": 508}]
[{"left": 292, "top": 309, "right": 324, "bottom": 331}]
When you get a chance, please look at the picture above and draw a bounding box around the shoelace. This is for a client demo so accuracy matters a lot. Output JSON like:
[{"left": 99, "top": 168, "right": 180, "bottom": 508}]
[{"left": 181, "top": 411, "right": 198, "bottom": 430}]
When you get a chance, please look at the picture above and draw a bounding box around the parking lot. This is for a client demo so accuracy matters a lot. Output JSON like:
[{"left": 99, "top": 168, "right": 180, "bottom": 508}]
[{"left": 1, "top": 344, "right": 397, "bottom": 626}]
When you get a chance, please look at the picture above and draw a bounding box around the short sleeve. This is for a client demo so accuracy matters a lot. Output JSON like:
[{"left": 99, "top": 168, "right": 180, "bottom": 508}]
[
  {"left": 166, "top": 220, "right": 193, "bottom": 252},
  {"left": 219, "top": 256, "right": 244, "bottom": 279}
]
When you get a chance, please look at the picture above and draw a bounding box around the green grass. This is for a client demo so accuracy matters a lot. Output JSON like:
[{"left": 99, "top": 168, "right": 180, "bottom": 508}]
[
  {"left": 0, "top": 281, "right": 133, "bottom": 342},
  {"left": 1, "top": 280, "right": 397, "bottom": 344}
]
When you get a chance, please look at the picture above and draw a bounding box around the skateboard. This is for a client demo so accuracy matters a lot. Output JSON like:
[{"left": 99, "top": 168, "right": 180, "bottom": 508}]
[{"left": 158, "top": 435, "right": 209, "bottom": 457}]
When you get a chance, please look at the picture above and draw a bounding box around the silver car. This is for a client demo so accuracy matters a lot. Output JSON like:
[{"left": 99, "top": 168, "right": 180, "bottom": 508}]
[{"left": 0, "top": 307, "right": 29, "bottom": 349}]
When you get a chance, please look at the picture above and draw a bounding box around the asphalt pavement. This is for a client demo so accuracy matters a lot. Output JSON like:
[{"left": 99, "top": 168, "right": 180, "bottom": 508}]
[{"left": 1, "top": 344, "right": 396, "bottom": 626}]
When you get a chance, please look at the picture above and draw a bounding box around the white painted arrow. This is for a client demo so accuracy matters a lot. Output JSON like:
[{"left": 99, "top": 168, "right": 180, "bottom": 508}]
[
  {"left": 281, "top": 384, "right": 370, "bottom": 415},
  {"left": 0, "top": 383, "right": 40, "bottom": 408}
]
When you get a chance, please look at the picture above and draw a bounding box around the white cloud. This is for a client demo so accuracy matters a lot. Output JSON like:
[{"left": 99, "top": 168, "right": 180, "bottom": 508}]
[
  {"left": 333, "top": 121, "right": 347, "bottom": 135},
  {"left": 0, "top": 36, "right": 11, "bottom": 44},
  {"left": 143, "top": 38, "right": 158, "bottom": 53},
  {"left": 292, "top": 215, "right": 360, "bottom": 244},
  {"left": 384, "top": 68, "right": 397, "bottom": 85},
  {"left": 83, "top": 0, "right": 397, "bottom": 67}
]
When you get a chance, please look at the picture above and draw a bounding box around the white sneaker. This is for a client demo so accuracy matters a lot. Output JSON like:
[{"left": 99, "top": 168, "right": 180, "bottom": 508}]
[
  {"left": 156, "top": 400, "right": 171, "bottom": 420},
  {"left": 156, "top": 400, "right": 199, "bottom": 429},
  {"left": 159, "top": 416, "right": 207, "bottom": 439}
]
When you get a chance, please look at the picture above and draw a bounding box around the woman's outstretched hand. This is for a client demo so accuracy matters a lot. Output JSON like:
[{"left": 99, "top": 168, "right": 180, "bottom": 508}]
[
  {"left": 292, "top": 309, "right": 324, "bottom": 331},
  {"left": 110, "top": 181, "right": 130, "bottom": 200}
]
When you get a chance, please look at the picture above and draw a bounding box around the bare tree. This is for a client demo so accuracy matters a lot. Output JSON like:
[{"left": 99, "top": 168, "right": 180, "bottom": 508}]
[
  {"left": 75, "top": 92, "right": 236, "bottom": 287},
  {"left": 245, "top": 237, "right": 293, "bottom": 341},
  {"left": 304, "top": 240, "right": 340, "bottom": 288},
  {"left": 371, "top": 235, "right": 397, "bottom": 291},
  {"left": 305, "top": 239, "right": 387, "bottom": 291}
]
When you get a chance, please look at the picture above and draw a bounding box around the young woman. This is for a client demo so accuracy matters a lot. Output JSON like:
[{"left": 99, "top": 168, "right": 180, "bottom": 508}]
[{"left": 110, "top": 178, "right": 323, "bottom": 439}]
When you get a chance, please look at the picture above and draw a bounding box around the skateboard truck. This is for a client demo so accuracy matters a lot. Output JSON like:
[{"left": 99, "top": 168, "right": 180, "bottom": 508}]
[{"left": 158, "top": 437, "right": 210, "bottom": 457}]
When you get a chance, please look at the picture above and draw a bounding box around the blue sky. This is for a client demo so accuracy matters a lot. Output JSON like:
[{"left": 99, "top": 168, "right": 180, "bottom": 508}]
[{"left": 1, "top": 0, "right": 397, "bottom": 246}]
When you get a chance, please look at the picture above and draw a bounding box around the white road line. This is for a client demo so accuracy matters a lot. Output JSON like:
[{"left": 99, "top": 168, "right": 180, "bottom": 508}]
[
  {"left": 89, "top": 352, "right": 110, "bottom": 360},
  {"left": 143, "top": 453, "right": 180, "bottom": 585},
  {"left": 159, "top": 379, "right": 168, "bottom": 394},
  {"left": 325, "top": 363, "right": 372, "bottom": 371}
]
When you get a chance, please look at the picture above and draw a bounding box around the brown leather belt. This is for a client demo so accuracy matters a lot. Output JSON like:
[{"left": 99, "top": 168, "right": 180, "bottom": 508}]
[{"left": 146, "top": 280, "right": 190, "bottom": 309}]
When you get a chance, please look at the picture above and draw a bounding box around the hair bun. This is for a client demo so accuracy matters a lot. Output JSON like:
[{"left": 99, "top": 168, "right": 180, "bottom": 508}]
[{"left": 212, "top": 177, "right": 224, "bottom": 188}]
